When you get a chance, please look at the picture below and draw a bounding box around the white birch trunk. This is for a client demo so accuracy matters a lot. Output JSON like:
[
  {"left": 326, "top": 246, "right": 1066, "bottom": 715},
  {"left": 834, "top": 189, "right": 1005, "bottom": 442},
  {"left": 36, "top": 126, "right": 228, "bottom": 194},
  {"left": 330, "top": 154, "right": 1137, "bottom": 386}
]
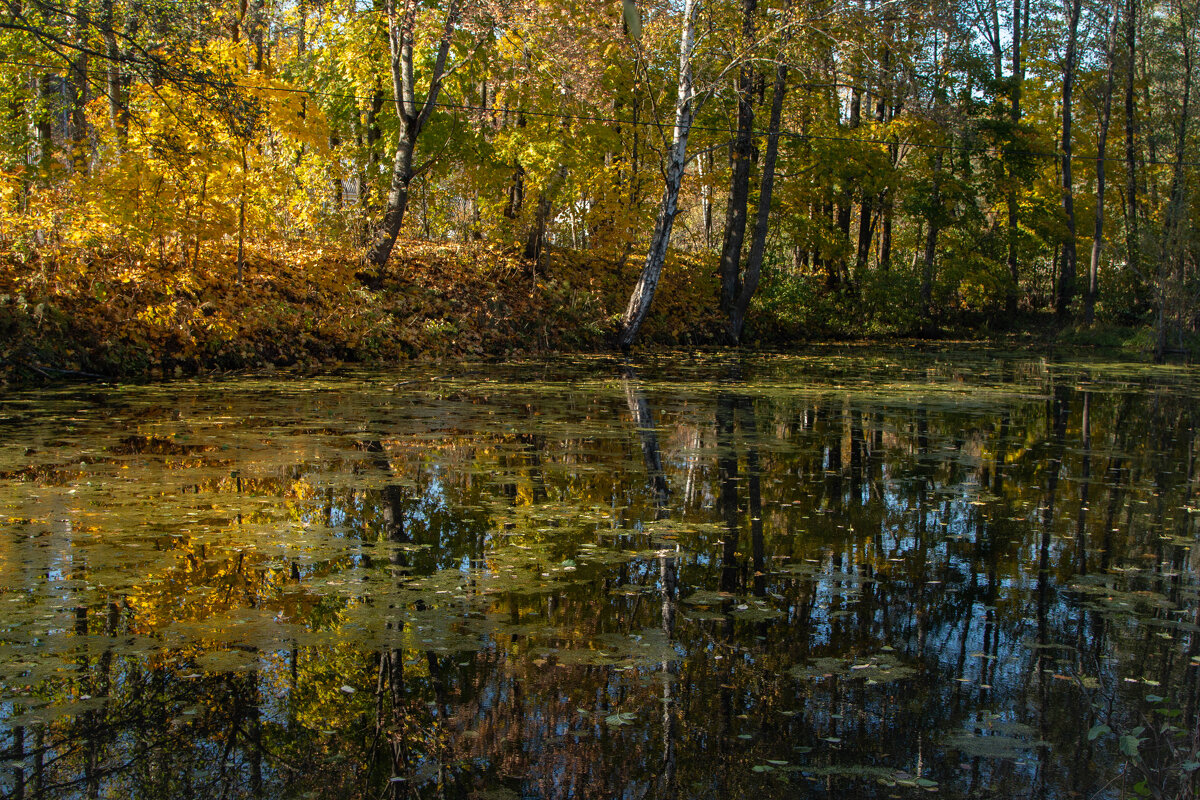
[{"left": 617, "top": 0, "right": 701, "bottom": 350}]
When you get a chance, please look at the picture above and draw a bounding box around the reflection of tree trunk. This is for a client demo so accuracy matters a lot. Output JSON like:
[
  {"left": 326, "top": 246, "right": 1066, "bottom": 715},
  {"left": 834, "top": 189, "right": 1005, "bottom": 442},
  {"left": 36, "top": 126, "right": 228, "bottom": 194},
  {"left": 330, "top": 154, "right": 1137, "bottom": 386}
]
[
  {"left": 822, "top": 402, "right": 843, "bottom": 508},
  {"left": 524, "top": 430, "right": 548, "bottom": 504},
  {"left": 739, "top": 397, "right": 764, "bottom": 596},
  {"left": 362, "top": 441, "right": 410, "bottom": 544},
  {"left": 1037, "top": 385, "right": 1071, "bottom": 662},
  {"left": 10, "top": 723, "right": 24, "bottom": 800},
  {"left": 849, "top": 408, "right": 864, "bottom": 501},
  {"left": 658, "top": 534, "right": 679, "bottom": 798},
  {"left": 991, "top": 411, "right": 1009, "bottom": 496},
  {"left": 717, "top": 394, "right": 740, "bottom": 593},
  {"left": 1076, "top": 391, "right": 1091, "bottom": 574},
  {"left": 248, "top": 671, "right": 264, "bottom": 797},
  {"left": 377, "top": 648, "right": 409, "bottom": 796},
  {"left": 621, "top": 366, "right": 670, "bottom": 516}
]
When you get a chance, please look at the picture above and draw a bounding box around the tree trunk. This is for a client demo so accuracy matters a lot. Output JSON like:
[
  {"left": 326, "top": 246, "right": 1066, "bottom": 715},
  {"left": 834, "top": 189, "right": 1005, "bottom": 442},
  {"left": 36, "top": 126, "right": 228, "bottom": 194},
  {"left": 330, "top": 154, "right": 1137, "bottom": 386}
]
[
  {"left": 237, "top": 145, "right": 248, "bottom": 282},
  {"left": 1153, "top": 11, "right": 1192, "bottom": 362},
  {"left": 363, "top": 0, "right": 459, "bottom": 269},
  {"left": 298, "top": 0, "right": 306, "bottom": 54},
  {"left": 70, "top": 0, "right": 90, "bottom": 173},
  {"left": 718, "top": 0, "right": 757, "bottom": 318},
  {"left": 249, "top": 0, "right": 266, "bottom": 68},
  {"left": 1123, "top": 0, "right": 1140, "bottom": 281},
  {"left": 505, "top": 164, "right": 525, "bottom": 219},
  {"left": 876, "top": 15, "right": 895, "bottom": 272},
  {"left": 330, "top": 129, "right": 343, "bottom": 207},
  {"left": 359, "top": 85, "right": 384, "bottom": 229},
  {"left": 1005, "top": 0, "right": 1028, "bottom": 313},
  {"left": 879, "top": 200, "right": 893, "bottom": 271},
  {"left": 836, "top": 202, "right": 852, "bottom": 285},
  {"left": 365, "top": 124, "right": 419, "bottom": 269},
  {"left": 34, "top": 73, "right": 54, "bottom": 174},
  {"left": 921, "top": 149, "right": 943, "bottom": 315},
  {"left": 838, "top": 57, "right": 862, "bottom": 290},
  {"left": 617, "top": 0, "right": 702, "bottom": 350},
  {"left": 99, "top": 0, "right": 126, "bottom": 149},
  {"left": 855, "top": 197, "right": 873, "bottom": 276},
  {"left": 524, "top": 194, "right": 552, "bottom": 263},
  {"left": 1056, "top": 0, "right": 1082, "bottom": 317},
  {"left": 1086, "top": 9, "right": 1120, "bottom": 325},
  {"left": 730, "top": 61, "right": 786, "bottom": 343}
]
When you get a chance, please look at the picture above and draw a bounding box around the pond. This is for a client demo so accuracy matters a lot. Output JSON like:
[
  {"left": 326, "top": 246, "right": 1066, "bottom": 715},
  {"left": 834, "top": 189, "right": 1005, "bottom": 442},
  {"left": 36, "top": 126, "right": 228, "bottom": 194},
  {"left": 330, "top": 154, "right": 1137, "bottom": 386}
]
[{"left": 1, "top": 348, "right": 1197, "bottom": 799}]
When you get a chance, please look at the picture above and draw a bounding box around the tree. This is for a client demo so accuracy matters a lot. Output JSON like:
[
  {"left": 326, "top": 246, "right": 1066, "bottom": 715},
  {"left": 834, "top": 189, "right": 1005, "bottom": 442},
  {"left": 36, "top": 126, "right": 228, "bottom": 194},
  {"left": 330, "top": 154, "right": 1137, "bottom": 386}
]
[
  {"left": 718, "top": 0, "right": 759, "bottom": 329},
  {"left": 727, "top": 0, "right": 793, "bottom": 344},
  {"left": 1152, "top": 0, "right": 1195, "bottom": 360},
  {"left": 1056, "top": 0, "right": 1082, "bottom": 316},
  {"left": 363, "top": 0, "right": 464, "bottom": 270},
  {"left": 1084, "top": 0, "right": 1121, "bottom": 324},
  {"left": 617, "top": 0, "right": 703, "bottom": 350}
]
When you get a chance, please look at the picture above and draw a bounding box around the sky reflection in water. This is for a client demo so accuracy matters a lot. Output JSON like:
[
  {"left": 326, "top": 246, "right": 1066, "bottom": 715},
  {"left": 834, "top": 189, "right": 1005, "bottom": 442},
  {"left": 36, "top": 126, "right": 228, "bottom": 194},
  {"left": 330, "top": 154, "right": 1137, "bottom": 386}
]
[{"left": 0, "top": 349, "right": 1198, "bottom": 799}]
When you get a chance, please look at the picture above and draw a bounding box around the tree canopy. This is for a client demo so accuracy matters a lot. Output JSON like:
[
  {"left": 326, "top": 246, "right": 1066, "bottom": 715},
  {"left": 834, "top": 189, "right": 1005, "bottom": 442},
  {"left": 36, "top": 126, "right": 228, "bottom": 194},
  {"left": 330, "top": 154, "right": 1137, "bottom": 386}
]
[{"left": 0, "top": 0, "right": 1197, "bottom": 365}]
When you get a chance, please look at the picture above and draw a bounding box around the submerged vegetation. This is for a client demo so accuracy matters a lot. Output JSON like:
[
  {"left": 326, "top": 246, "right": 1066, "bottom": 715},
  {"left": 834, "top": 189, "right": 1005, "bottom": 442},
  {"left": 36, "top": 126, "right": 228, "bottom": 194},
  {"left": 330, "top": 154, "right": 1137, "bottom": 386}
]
[{"left": 1, "top": 0, "right": 1199, "bottom": 380}]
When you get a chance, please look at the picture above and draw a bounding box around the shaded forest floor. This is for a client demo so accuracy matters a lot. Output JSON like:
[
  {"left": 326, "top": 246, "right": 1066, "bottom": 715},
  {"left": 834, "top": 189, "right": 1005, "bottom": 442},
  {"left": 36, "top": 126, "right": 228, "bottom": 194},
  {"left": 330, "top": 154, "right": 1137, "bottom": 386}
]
[{"left": 0, "top": 238, "right": 1166, "bottom": 387}]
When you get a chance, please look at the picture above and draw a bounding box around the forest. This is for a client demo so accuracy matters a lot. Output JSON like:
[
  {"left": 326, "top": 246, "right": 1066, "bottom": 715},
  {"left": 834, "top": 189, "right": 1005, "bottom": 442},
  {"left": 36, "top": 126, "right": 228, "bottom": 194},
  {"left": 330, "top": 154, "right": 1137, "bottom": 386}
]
[{"left": 0, "top": 0, "right": 1197, "bottom": 380}]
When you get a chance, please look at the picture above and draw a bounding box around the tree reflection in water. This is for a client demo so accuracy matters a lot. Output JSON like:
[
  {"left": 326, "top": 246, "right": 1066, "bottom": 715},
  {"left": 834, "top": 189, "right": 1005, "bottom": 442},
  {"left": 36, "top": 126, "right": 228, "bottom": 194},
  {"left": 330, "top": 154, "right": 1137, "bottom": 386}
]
[{"left": 0, "top": 352, "right": 1197, "bottom": 799}]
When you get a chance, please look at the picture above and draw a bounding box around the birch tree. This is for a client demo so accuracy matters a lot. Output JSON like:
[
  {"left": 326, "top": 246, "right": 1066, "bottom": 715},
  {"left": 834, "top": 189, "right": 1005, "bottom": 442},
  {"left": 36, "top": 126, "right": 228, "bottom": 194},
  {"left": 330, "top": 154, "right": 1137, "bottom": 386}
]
[
  {"left": 363, "top": 0, "right": 462, "bottom": 270},
  {"left": 617, "top": 0, "right": 703, "bottom": 349}
]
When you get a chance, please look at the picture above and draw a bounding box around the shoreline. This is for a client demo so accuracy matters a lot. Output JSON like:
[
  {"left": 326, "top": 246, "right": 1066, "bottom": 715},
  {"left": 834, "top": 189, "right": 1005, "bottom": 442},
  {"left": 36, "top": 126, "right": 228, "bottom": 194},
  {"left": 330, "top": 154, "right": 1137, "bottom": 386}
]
[{"left": 1, "top": 239, "right": 1180, "bottom": 389}]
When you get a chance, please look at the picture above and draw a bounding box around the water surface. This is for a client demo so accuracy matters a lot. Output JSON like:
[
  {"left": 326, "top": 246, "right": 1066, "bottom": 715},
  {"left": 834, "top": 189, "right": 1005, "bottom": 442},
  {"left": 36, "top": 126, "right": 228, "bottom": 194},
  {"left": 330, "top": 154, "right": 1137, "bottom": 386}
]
[{"left": 1, "top": 349, "right": 1197, "bottom": 799}]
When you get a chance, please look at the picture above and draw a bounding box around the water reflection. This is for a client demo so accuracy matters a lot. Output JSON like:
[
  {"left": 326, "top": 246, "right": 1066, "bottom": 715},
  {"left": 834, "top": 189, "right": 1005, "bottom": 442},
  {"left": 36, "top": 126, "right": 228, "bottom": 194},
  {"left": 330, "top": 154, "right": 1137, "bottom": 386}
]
[{"left": 0, "top": 351, "right": 1197, "bottom": 799}]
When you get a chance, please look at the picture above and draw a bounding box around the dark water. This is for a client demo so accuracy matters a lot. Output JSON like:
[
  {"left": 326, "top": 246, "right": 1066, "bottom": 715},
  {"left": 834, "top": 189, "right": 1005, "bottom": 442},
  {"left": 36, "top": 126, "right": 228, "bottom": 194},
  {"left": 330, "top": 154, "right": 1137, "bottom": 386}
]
[{"left": 1, "top": 349, "right": 1197, "bottom": 799}]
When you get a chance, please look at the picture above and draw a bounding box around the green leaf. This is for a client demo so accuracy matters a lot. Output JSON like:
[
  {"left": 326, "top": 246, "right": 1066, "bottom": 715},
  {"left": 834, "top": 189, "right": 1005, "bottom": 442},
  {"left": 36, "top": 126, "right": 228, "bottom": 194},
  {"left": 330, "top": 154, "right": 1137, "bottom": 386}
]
[
  {"left": 1133, "top": 780, "right": 1151, "bottom": 797},
  {"left": 622, "top": 0, "right": 642, "bottom": 42},
  {"left": 1087, "top": 723, "right": 1111, "bottom": 741},
  {"left": 1119, "top": 735, "right": 1142, "bottom": 758}
]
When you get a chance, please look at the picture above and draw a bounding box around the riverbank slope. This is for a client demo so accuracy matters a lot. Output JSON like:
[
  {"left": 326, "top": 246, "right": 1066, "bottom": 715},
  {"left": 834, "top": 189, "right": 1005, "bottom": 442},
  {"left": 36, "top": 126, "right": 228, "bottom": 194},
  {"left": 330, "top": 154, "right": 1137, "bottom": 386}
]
[{"left": 0, "top": 239, "right": 1166, "bottom": 386}]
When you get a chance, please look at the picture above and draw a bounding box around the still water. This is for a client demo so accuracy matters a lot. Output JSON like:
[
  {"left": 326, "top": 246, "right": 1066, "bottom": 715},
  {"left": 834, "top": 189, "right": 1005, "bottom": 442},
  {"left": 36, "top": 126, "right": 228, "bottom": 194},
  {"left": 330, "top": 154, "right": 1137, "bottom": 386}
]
[{"left": 1, "top": 349, "right": 1197, "bottom": 799}]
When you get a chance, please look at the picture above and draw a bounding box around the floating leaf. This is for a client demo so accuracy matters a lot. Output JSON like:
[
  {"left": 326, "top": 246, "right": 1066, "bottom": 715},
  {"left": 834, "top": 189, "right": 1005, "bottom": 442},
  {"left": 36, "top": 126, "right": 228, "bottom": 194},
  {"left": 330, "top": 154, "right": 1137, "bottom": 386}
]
[{"left": 604, "top": 711, "right": 636, "bottom": 727}]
